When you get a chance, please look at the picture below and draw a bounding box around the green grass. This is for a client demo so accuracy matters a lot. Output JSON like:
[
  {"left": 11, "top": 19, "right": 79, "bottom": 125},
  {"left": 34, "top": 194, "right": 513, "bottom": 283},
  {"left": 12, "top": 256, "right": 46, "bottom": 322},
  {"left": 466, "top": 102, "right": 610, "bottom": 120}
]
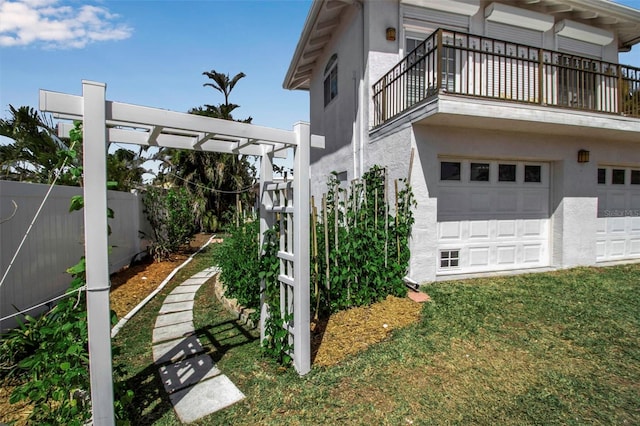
[{"left": 113, "top": 262, "right": 640, "bottom": 425}]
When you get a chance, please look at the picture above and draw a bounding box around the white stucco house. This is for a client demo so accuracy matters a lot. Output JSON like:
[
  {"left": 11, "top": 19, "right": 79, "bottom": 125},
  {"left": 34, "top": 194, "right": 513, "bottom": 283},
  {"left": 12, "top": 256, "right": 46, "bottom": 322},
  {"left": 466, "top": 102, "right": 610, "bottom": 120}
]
[{"left": 284, "top": 0, "right": 640, "bottom": 282}]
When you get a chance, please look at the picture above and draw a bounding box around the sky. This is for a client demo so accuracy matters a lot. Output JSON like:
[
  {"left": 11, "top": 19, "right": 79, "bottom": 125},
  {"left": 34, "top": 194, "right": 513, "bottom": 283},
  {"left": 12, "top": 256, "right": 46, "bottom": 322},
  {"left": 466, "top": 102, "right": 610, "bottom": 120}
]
[
  {"left": 0, "top": 0, "right": 313, "bottom": 131},
  {"left": 1, "top": 0, "right": 640, "bottom": 132}
]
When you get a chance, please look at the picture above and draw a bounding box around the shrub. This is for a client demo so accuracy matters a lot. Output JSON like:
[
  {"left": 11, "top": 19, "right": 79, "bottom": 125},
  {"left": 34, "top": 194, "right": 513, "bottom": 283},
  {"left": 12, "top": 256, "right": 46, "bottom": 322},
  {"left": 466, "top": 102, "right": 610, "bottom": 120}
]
[
  {"left": 1, "top": 259, "right": 133, "bottom": 425},
  {"left": 143, "top": 187, "right": 195, "bottom": 261},
  {"left": 213, "top": 219, "right": 261, "bottom": 310}
]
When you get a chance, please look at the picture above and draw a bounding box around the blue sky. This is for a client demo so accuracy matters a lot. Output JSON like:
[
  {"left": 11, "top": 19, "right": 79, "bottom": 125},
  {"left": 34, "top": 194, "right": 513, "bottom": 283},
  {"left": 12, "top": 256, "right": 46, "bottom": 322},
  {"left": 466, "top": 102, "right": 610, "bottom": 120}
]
[
  {"left": 1, "top": 0, "right": 640, "bottom": 133},
  {"left": 0, "top": 0, "right": 313, "bottom": 130}
]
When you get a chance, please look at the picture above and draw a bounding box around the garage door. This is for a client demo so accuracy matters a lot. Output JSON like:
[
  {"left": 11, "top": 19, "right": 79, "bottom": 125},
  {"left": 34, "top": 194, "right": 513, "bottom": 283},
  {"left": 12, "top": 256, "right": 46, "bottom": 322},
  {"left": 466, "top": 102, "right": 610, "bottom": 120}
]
[
  {"left": 437, "top": 159, "right": 550, "bottom": 275},
  {"left": 596, "top": 166, "right": 640, "bottom": 262}
]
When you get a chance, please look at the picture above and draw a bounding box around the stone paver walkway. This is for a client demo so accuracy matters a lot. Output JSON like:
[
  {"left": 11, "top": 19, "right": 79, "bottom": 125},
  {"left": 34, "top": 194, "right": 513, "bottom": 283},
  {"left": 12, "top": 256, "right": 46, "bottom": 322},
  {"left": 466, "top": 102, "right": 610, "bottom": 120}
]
[{"left": 152, "top": 266, "right": 245, "bottom": 423}]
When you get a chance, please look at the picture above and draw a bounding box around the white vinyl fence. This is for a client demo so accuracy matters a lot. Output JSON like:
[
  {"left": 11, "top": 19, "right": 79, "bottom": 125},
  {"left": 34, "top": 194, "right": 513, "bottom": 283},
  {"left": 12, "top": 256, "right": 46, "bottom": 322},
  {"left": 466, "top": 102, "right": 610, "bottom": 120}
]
[{"left": 0, "top": 180, "right": 150, "bottom": 332}]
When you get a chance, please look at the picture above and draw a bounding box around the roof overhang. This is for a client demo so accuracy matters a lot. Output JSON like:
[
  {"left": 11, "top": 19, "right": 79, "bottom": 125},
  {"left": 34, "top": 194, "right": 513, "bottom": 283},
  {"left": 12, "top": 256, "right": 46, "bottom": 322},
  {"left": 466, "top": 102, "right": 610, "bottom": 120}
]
[
  {"left": 283, "top": 0, "right": 355, "bottom": 91},
  {"left": 284, "top": 0, "right": 640, "bottom": 91}
]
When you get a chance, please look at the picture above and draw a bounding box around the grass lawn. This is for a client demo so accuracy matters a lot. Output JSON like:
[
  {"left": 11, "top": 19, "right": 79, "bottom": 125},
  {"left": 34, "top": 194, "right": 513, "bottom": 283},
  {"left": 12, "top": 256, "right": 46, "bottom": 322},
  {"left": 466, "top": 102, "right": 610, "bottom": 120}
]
[{"left": 113, "top": 256, "right": 640, "bottom": 425}]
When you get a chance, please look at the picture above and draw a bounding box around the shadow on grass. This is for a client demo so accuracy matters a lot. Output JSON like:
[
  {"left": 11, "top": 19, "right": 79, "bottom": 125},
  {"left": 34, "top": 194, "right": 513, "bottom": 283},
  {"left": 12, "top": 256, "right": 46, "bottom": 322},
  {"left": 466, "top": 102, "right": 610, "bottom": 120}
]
[
  {"left": 197, "top": 318, "right": 259, "bottom": 364},
  {"left": 120, "top": 318, "right": 258, "bottom": 424}
]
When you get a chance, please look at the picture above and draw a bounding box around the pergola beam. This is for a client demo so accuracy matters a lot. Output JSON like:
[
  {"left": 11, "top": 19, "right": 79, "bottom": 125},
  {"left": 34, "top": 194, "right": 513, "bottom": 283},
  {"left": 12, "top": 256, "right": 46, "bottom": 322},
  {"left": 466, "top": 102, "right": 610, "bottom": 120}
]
[{"left": 40, "top": 90, "right": 298, "bottom": 146}]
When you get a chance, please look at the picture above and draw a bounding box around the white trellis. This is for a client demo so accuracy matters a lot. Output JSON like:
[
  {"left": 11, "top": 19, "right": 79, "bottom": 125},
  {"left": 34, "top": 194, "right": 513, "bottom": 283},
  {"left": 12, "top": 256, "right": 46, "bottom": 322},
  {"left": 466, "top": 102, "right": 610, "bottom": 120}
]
[{"left": 39, "top": 80, "right": 323, "bottom": 425}]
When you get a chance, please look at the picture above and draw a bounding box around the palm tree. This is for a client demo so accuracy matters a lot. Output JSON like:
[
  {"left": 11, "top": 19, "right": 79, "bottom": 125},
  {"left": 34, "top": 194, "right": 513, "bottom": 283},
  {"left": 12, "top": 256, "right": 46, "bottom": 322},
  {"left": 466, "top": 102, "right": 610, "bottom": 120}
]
[
  {"left": 157, "top": 69, "right": 256, "bottom": 228},
  {"left": 0, "top": 105, "right": 77, "bottom": 184},
  {"left": 202, "top": 70, "right": 247, "bottom": 113}
]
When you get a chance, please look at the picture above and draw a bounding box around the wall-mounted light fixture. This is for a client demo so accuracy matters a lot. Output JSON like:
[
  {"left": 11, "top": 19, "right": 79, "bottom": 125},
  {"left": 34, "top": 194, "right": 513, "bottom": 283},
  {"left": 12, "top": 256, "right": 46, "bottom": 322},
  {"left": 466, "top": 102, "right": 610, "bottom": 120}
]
[
  {"left": 578, "top": 149, "right": 590, "bottom": 163},
  {"left": 386, "top": 27, "right": 396, "bottom": 41}
]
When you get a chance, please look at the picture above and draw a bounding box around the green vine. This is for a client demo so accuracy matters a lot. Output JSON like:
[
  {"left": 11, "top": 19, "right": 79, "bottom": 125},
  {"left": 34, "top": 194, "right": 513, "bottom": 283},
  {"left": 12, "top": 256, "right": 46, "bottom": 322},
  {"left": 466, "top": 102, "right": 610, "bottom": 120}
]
[{"left": 0, "top": 121, "right": 133, "bottom": 424}]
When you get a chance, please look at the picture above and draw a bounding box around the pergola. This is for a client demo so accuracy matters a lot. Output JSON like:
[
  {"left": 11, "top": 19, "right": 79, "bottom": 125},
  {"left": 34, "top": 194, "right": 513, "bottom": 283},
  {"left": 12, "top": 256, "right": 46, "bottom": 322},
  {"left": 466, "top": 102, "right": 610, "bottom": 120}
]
[{"left": 39, "top": 80, "right": 324, "bottom": 424}]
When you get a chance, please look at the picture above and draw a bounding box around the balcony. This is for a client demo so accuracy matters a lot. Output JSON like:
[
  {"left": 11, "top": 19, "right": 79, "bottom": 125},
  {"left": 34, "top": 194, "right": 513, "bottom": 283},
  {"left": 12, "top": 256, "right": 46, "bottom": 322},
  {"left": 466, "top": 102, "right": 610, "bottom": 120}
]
[{"left": 373, "top": 29, "right": 640, "bottom": 128}]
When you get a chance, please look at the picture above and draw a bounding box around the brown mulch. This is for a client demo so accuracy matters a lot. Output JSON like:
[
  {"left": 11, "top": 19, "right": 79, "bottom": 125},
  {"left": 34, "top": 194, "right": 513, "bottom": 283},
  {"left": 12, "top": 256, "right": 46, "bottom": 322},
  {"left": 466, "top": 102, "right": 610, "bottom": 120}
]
[
  {"left": 110, "top": 233, "right": 214, "bottom": 319},
  {"left": 311, "top": 295, "right": 424, "bottom": 367}
]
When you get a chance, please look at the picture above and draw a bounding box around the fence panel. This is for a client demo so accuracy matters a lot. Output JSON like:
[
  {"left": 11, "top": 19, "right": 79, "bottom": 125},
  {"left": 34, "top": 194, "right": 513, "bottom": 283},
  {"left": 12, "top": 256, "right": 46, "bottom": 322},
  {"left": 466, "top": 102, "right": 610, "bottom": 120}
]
[{"left": 0, "top": 181, "right": 148, "bottom": 332}]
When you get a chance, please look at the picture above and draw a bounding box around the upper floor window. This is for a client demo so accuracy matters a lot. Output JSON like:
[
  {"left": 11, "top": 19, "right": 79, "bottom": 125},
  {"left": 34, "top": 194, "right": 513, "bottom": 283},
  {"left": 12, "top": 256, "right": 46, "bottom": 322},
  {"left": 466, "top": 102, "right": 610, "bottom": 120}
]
[{"left": 324, "top": 54, "right": 338, "bottom": 107}]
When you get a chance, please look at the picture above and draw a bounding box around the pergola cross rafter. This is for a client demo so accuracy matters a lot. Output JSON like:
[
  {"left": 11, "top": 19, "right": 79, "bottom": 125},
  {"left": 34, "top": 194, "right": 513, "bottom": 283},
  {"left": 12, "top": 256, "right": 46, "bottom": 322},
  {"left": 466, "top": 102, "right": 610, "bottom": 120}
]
[{"left": 39, "top": 80, "right": 323, "bottom": 425}]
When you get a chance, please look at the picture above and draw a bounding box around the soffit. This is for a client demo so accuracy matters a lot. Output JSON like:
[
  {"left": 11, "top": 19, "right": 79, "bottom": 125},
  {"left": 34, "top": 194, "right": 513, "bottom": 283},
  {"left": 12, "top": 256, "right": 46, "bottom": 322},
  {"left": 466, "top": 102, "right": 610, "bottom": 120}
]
[
  {"left": 283, "top": 0, "right": 354, "bottom": 91},
  {"left": 495, "top": 0, "right": 640, "bottom": 50}
]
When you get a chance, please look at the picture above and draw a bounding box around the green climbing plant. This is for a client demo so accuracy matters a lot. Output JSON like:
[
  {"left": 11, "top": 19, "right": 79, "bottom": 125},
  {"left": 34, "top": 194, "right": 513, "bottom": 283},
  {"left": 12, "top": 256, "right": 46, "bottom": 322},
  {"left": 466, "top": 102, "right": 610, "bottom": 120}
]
[{"left": 0, "top": 121, "right": 133, "bottom": 424}]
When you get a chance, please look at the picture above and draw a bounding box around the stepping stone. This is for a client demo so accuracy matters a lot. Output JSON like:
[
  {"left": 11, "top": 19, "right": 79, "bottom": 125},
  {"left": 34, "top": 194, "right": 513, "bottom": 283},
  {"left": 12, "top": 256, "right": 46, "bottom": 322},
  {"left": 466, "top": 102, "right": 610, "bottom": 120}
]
[
  {"left": 155, "top": 311, "right": 193, "bottom": 328},
  {"left": 165, "top": 292, "right": 196, "bottom": 304},
  {"left": 407, "top": 291, "right": 431, "bottom": 303},
  {"left": 159, "top": 353, "right": 221, "bottom": 393},
  {"left": 153, "top": 335, "right": 204, "bottom": 364},
  {"left": 152, "top": 321, "right": 195, "bottom": 344},
  {"left": 192, "top": 268, "right": 220, "bottom": 278},
  {"left": 170, "top": 374, "right": 245, "bottom": 423},
  {"left": 159, "top": 300, "right": 194, "bottom": 314},
  {"left": 171, "top": 285, "right": 203, "bottom": 294},
  {"left": 182, "top": 278, "right": 208, "bottom": 286}
]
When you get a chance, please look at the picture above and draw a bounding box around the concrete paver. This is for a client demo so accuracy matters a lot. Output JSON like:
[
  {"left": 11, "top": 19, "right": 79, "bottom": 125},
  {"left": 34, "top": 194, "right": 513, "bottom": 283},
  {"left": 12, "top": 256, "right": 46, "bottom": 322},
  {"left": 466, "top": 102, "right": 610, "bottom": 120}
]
[
  {"left": 159, "top": 353, "right": 222, "bottom": 393},
  {"left": 155, "top": 310, "right": 193, "bottom": 328},
  {"left": 158, "top": 300, "right": 194, "bottom": 314},
  {"left": 151, "top": 266, "right": 244, "bottom": 423},
  {"left": 152, "top": 335, "right": 204, "bottom": 364},
  {"left": 152, "top": 321, "right": 195, "bottom": 344},
  {"left": 170, "top": 374, "right": 245, "bottom": 424}
]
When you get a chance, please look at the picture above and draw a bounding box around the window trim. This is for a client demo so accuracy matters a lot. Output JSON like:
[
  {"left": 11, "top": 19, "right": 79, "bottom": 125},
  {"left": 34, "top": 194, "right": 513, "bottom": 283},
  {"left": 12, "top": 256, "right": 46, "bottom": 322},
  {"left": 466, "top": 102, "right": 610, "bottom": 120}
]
[
  {"left": 440, "top": 249, "right": 460, "bottom": 269},
  {"left": 324, "top": 54, "right": 338, "bottom": 107}
]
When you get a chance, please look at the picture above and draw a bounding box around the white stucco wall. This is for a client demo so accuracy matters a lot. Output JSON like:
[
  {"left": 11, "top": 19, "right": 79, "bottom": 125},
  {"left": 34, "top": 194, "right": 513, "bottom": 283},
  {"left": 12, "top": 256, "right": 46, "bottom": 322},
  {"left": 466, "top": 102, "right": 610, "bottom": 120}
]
[{"left": 367, "top": 123, "right": 640, "bottom": 282}]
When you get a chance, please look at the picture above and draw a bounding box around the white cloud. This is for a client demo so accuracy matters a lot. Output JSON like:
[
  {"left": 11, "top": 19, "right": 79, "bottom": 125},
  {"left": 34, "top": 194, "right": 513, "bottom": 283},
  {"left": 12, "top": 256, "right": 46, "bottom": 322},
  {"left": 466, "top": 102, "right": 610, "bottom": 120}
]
[{"left": 0, "top": 0, "right": 132, "bottom": 48}]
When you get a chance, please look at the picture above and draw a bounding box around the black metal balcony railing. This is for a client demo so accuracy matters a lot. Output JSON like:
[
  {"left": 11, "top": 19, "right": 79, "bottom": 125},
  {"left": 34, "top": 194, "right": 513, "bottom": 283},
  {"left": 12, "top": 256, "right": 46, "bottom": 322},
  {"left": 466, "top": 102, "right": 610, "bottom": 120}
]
[{"left": 373, "top": 29, "right": 640, "bottom": 127}]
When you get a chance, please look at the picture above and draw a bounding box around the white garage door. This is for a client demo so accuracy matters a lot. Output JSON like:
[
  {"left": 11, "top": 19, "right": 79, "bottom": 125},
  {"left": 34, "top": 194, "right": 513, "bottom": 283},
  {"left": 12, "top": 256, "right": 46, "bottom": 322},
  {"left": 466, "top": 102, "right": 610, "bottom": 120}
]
[
  {"left": 596, "top": 166, "right": 640, "bottom": 262},
  {"left": 437, "top": 159, "right": 550, "bottom": 275}
]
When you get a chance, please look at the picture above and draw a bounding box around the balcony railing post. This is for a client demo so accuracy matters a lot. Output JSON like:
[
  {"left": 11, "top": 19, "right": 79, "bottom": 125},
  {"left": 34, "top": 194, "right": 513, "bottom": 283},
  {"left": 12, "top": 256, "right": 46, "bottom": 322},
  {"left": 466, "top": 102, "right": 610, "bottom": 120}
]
[
  {"left": 436, "top": 29, "right": 443, "bottom": 93},
  {"left": 382, "top": 82, "right": 387, "bottom": 123},
  {"left": 617, "top": 64, "right": 624, "bottom": 114},
  {"left": 538, "top": 48, "right": 544, "bottom": 105}
]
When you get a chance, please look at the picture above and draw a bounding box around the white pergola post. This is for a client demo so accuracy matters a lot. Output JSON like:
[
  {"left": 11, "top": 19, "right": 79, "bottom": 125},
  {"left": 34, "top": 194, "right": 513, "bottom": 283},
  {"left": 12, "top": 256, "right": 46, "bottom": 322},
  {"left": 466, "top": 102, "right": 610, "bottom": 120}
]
[
  {"left": 82, "top": 81, "right": 115, "bottom": 425},
  {"left": 292, "top": 122, "right": 311, "bottom": 375},
  {"left": 259, "top": 151, "right": 274, "bottom": 344}
]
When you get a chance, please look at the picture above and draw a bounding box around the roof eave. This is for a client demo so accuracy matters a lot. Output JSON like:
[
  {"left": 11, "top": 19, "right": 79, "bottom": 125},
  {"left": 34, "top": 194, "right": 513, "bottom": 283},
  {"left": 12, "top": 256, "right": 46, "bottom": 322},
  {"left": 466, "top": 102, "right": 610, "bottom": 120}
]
[{"left": 283, "top": 0, "right": 325, "bottom": 91}]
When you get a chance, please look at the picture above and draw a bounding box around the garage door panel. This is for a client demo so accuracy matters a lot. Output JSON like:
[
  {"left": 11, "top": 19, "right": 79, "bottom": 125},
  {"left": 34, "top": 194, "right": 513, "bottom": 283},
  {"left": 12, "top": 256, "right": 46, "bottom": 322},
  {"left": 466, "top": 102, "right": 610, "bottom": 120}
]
[
  {"left": 497, "top": 220, "right": 517, "bottom": 238},
  {"left": 607, "top": 192, "right": 626, "bottom": 210},
  {"left": 497, "top": 246, "right": 516, "bottom": 264},
  {"left": 607, "top": 217, "right": 626, "bottom": 233},
  {"left": 522, "top": 219, "right": 545, "bottom": 237},
  {"left": 469, "top": 221, "right": 490, "bottom": 239},
  {"left": 597, "top": 240, "right": 606, "bottom": 257},
  {"left": 469, "top": 247, "right": 490, "bottom": 266},
  {"left": 631, "top": 217, "right": 640, "bottom": 233},
  {"left": 470, "top": 192, "right": 492, "bottom": 213},
  {"left": 610, "top": 240, "right": 626, "bottom": 257},
  {"left": 497, "top": 191, "right": 519, "bottom": 212},
  {"left": 439, "top": 221, "right": 462, "bottom": 240},
  {"left": 522, "top": 191, "right": 548, "bottom": 213},
  {"left": 523, "top": 244, "right": 544, "bottom": 263},
  {"left": 630, "top": 239, "right": 640, "bottom": 256}
]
